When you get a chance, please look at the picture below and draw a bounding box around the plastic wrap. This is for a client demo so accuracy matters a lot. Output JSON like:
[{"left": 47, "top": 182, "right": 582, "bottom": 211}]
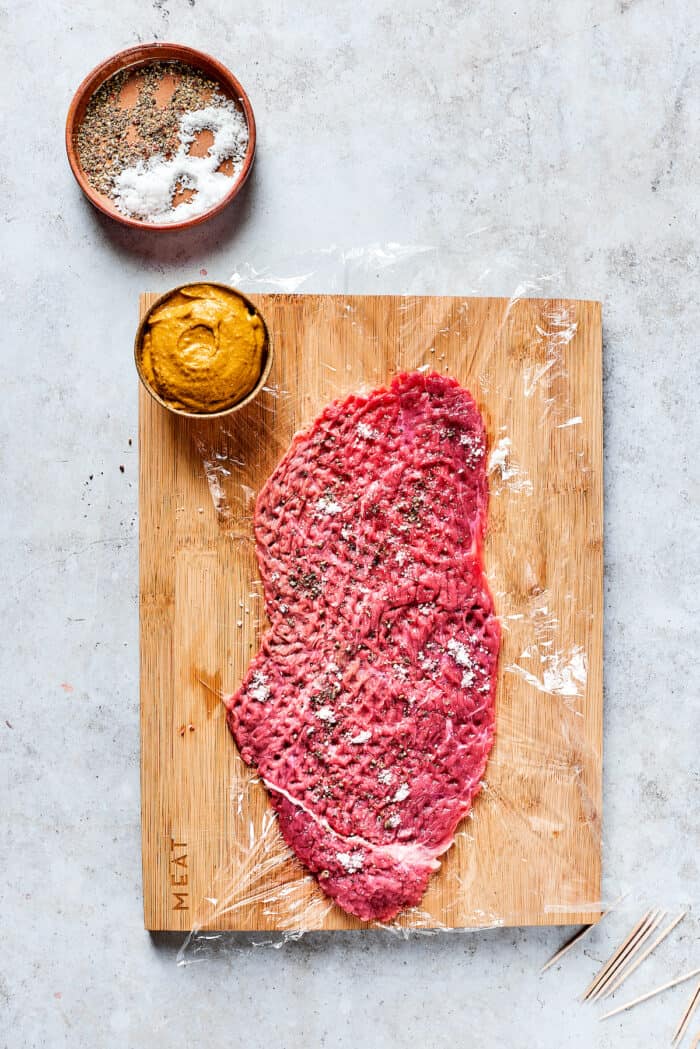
[{"left": 175, "top": 244, "right": 606, "bottom": 963}]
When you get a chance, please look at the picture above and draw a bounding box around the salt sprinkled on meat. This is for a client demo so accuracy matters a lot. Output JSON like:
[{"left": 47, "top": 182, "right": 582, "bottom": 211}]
[
  {"left": 392, "top": 783, "right": 411, "bottom": 803},
  {"left": 447, "top": 638, "right": 472, "bottom": 667},
  {"left": 315, "top": 493, "right": 342, "bottom": 515},
  {"left": 417, "top": 649, "right": 439, "bottom": 674},
  {"left": 447, "top": 639, "right": 478, "bottom": 687},
  {"left": 357, "top": 422, "right": 380, "bottom": 440},
  {"left": 315, "top": 706, "right": 337, "bottom": 724},
  {"left": 377, "top": 769, "right": 394, "bottom": 786},
  {"left": 248, "top": 671, "right": 270, "bottom": 703},
  {"left": 349, "top": 730, "right": 372, "bottom": 744},
  {"left": 336, "top": 851, "right": 364, "bottom": 874},
  {"left": 459, "top": 431, "right": 486, "bottom": 466}
]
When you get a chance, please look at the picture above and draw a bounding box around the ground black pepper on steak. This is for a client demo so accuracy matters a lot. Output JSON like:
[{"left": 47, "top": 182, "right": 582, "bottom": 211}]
[{"left": 225, "top": 372, "right": 500, "bottom": 922}]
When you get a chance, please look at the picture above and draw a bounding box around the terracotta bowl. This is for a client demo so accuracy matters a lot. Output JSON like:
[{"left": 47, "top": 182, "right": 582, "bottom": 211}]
[
  {"left": 65, "top": 43, "right": 256, "bottom": 232},
  {"left": 134, "top": 282, "right": 273, "bottom": 418}
]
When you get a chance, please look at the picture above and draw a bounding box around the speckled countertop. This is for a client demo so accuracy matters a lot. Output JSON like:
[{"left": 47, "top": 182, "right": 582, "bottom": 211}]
[{"left": 2, "top": 1, "right": 698, "bottom": 1046}]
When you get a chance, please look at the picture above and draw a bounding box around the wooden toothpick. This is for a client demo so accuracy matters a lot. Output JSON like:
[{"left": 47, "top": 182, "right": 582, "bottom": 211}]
[
  {"left": 602, "top": 911, "right": 687, "bottom": 999},
  {"left": 591, "top": 909, "right": 667, "bottom": 1001},
  {"left": 582, "top": 910, "right": 652, "bottom": 1001},
  {"left": 541, "top": 925, "right": 594, "bottom": 975},
  {"left": 672, "top": 981, "right": 700, "bottom": 1046},
  {"left": 599, "top": 969, "right": 700, "bottom": 1021}
]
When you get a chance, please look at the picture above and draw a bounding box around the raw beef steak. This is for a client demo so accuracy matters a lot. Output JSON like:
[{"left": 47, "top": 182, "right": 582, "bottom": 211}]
[{"left": 225, "top": 372, "right": 500, "bottom": 921}]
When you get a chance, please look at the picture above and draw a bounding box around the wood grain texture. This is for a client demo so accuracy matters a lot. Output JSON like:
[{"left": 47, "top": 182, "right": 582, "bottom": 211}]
[{"left": 139, "top": 293, "right": 603, "bottom": 931}]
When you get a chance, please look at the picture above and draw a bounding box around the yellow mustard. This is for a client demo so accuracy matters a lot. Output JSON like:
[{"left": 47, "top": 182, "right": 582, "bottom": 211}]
[{"left": 139, "top": 284, "right": 267, "bottom": 413}]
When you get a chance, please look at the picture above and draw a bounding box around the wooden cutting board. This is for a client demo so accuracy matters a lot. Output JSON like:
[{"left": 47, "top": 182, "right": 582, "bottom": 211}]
[{"left": 139, "top": 293, "right": 603, "bottom": 932}]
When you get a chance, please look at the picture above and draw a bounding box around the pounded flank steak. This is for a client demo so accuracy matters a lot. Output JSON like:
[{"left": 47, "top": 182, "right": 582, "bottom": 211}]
[{"left": 226, "top": 372, "right": 500, "bottom": 921}]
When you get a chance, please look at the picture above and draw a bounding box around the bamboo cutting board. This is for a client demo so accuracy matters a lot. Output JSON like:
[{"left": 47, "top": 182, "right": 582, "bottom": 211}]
[{"left": 139, "top": 293, "right": 603, "bottom": 932}]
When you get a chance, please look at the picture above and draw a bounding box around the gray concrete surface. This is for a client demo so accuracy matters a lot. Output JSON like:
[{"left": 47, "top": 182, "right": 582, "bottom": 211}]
[{"left": 2, "top": 1, "right": 698, "bottom": 1046}]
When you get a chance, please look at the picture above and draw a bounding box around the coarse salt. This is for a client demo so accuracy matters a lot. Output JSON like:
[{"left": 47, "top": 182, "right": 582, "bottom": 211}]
[
  {"left": 447, "top": 638, "right": 472, "bottom": 668},
  {"left": 488, "top": 436, "right": 513, "bottom": 476},
  {"left": 249, "top": 670, "right": 270, "bottom": 703},
  {"left": 336, "top": 851, "right": 364, "bottom": 874},
  {"left": 315, "top": 494, "right": 342, "bottom": 516},
  {"left": 113, "top": 102, "right": 248, "bottom": 224}
]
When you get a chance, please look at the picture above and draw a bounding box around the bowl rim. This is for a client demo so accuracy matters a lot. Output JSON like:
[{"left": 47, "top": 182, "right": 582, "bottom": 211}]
[
  {"left": 65, "top": 42, "right": 256, "bottom": 232},
  {"left": 134, "top": 282, "right": 273, "bottom": 418}
]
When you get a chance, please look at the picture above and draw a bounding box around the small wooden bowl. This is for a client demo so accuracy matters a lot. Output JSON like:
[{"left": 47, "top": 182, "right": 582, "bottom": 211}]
[
  {"left": 65, "top": 43, "right": 256, "bottom": 231},
  {"left": 134, "top": 283, "right": 273, "bottom": 419}
]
